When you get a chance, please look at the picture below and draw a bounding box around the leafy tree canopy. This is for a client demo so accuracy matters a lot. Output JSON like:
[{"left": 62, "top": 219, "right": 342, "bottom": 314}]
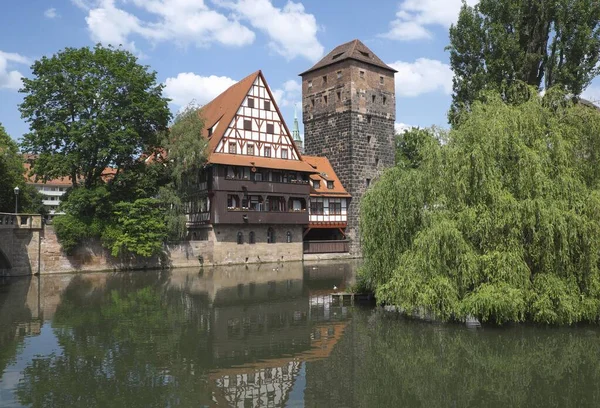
[
  {"left": 360, "top": 89, "right": 600, "bottom": 325},
  {"left": 19, "top": 45, "right": 171, "bottom": 189},
  {"left": 0, "top": 124, "right": 45, "bottom": 214},
  {"left": 447, "top": 0, "right": 600, "bottom": 124}
]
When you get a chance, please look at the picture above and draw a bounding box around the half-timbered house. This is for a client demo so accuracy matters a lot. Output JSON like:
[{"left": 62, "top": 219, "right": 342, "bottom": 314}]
[{"left": 185, "top": 70, "right": 347, "bottom": 264}]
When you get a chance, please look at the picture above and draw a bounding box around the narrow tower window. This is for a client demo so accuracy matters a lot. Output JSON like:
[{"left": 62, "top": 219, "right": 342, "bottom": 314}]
[
  {"left": 237, "top": 231, "right": 243, "bottom": 245},
  {"left": 380, "top": 76, "right": 384, "bottom": 85},
  {"left": 359, "top": 70, "right": 365, "bottom": 79},
  {"left": 267, "top": 227, "right": 275, "bottom": 244},
  {"left": 337, "top": 71, "right": 342, "bottom": 79},
  {"left": 322, "top": 75, "right": 327, "bottom": 85},
  {"left": 372, "top": 95, "right": 376, "bottom": 103},
  {"left": 323, "top": 95, "right": 328, "bottom": 105},
  {"left": 336, "top": 91, "right": 341, "bottom": 102}
]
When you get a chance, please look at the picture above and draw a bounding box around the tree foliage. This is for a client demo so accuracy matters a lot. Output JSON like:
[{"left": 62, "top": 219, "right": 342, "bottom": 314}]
[
  {"left": 447, "top": 0, "right": 600, "bottom": 124},
  {"left": 361, "top": 89, "right": 600, "bottom": 324},
  {"left": 0, "top": 124, "right": 45, "bottom": 214},
  {"left": 19, "top": 45, "right": 171, "bottom": 189}
]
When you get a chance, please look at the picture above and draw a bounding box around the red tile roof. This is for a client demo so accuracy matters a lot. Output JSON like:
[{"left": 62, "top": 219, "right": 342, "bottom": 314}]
[{"left": 303, "top": 155, "right": 351, "bottom": 197}]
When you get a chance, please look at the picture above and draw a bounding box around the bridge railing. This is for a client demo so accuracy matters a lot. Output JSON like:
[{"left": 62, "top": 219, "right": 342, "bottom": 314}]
[{"left": 0, "top": 213, "right": 43, "bottom": 230}]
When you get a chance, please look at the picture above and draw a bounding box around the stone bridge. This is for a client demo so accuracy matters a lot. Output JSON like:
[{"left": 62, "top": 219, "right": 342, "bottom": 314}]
[{"left": 0, "top": 213, "right": 43, "bottom": 277}]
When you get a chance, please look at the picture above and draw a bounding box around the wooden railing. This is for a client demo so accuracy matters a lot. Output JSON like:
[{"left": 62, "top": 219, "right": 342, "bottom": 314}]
[{"left": 303, "top": 240, "right": 350, "bottom": 254}]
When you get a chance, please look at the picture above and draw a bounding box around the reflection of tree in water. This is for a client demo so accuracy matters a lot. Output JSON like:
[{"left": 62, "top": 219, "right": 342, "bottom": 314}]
[
  {"left": 15, "top": 271, "right": 215, "bottom": 408},
  {"left": 304, "top": 310, "right": 600, "bottom": 408}
]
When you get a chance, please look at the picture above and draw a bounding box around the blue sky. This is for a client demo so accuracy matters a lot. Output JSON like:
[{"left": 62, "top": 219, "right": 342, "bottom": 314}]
[{"left": 2, "top": 0, "right": 600, "bottom": 143}]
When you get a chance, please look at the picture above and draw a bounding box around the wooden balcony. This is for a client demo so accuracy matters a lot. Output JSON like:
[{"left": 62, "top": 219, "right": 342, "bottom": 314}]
[{"left": 303, "top": 240, "right": 350, "bottom": 254}]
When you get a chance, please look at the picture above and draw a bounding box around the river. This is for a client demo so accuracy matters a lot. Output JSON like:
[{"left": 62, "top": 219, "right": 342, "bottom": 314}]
[{"left": 1, "top": 261, "right": 600, "bottom": 407}]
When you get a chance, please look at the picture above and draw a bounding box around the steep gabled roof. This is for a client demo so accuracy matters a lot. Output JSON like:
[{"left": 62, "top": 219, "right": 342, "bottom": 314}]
[
  {"left": 200, "top": 70, "right": 260, "bottom": 154},
  {"left": 303, "top": 155, "right": 351, "bottom": 197},
  {"left": 299, "top": 39, "right": 397, "bottom": 76},
  {"left": 199, "top": 70, "right": 308, "bottom": 168}
]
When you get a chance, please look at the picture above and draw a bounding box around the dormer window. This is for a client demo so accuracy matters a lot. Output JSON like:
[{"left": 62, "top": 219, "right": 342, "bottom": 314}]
[
  {"left": 248, "top": 97, "right": 255, "bottom": 108},
  {"left": 313, "top": 180, "right": 320, "bottom": 189},
  {"left": 360, "top": 51, "right": 370, "bottom": 58},
  {"left": 332, "top": 52, "right": 343, "bottom": 60},
  {"left": 327, "top": 181, "right": 334, "bottom": 189}
]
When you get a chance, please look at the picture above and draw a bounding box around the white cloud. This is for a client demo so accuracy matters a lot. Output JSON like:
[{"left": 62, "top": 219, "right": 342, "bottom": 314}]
[
  {"left": 389, "top": 58, "right": 453, "bottom": 97},
  {"left": 272, "top": 79, "right": 301, "bottom": 107},
  {"left": 0, "top": 51, "right": 30, "bottom": 91},
  {"left": 81, "top": 0, "right": 255, "bottom": 52},
  {"left": 44, "top": 8, "right": 59, "bottom": 19},
  {"left": 217, "top": 0, "right": 324, "bottom": 61},
  {"left": 164, "top": 72, "right": 237, "bottom": 106},
  {"left": 395, "top": 123, "right": 416, "bottom": 134},
  {"left": 381, "top": 0, "right": 479, "bottom": 41}
]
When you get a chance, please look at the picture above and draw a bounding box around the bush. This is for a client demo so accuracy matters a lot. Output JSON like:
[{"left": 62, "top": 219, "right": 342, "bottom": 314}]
[{"left": 53, "top": 215, "right": 90, "bottom": 254}]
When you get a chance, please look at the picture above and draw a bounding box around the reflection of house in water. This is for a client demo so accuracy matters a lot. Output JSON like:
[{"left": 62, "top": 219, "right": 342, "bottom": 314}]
[{"left": 166, "top": 262, "right": 354, "bottom": 407}]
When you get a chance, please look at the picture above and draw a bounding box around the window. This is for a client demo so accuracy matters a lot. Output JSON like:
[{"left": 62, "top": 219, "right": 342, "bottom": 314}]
[
  {"left": 248, "top": 97, "right": 254, "bottom": 108},
  {"left": 281, "top": 149, "right": 288, "bottom": 159},
  {"left": 208, "top": 127, "right": 213, "bottom": 137},
  {"left": 380, "top": 76, "right": 384, "bottom": 85},
  {"left": 337, "top": 70, "right": 342, "bottom": 79},
  {"left": 313, "top": 180, "right": 320, "bottom": 189},
  {"left": 247, "top": 144, "right": 254, "bottom": 155},
  {"left": 266, "top": 123, "right": 274, "bottom": 134},
  {"left": 359, "top": 70, "right": 365, "bottom": 79},
  {"left": 237, "top": 231, "right": 243, "bottom": 245},
  {"left": 327, "top": 180, "right": 334, "bottom": 189},
  {"left": 311, "top": 97, "right": 315, "bottom": 108},
  {"left": 332, "top": 52, "right": 343, "bottom": 60},
  {"left": 254, "top": 172, "right": 263, "bottom": 181},
  {"left": 330, "top": 201, "right": 342, "bottom": 215},
  {"left": 264, "top": 146, "right": 271, "bottom": 157},
  {"left": 229, "top": 142, "right": 237, "bottom": 154},
  {"left": 383, "top": 96, "right": 387, "bottom": 105},
  {"left": 366, "top": 178, "right": 371, "bottom": 188},
  {"left": 264, "top": 101, "right": 271, "bottom": 111},
  {"left": 375, "top": 158, "right": 380, "bottom": 166},
  {"left": 367, "top": 116, "right": 372, "bottom": 124},
  {"left": 367, "top": 135, "right": 372, "bottom": 144},
  {"left": 267, "top": 227, "right": 275, "bottom": 244},
  {"left": 336, "top": 91, "right": 341, "bottom": 102},
  {"left": 310, "top": 200, "right": 324, "bottom": 214},
  {"left": 227, "top": 194, "right": 239, "bottom": 208},
  {"left": 323, "top": 95, "right": 328, "bottom": 105},
  {"left": 359, "top": 50, "right": 370, "bottom": 58},
  {"left": 372, "top": 95, "right": 376, "bottom": 103},
  {"left": 286, "top": 231, "right": 292, "bottom": 243},
  {"left": 308, "top": 80, "right": 312, "bottom": 88},
  {"left": 322, "top": 75, "right": 327, "bottom": 84},
  {"left": 249, "top": 231, "right": 255, "bottom": 244},
  {"left": 244, "top": 119, "right": 252, "bottom": 130}
]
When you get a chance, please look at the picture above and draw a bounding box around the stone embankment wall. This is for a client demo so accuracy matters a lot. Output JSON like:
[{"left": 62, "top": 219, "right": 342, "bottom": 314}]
[{"left": 38, "top": 225, "right": 304, "bottom": 274}]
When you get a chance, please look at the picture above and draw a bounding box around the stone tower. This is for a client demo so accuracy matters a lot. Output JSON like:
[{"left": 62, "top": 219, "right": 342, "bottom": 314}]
[{"left": 300, "top": 39, "right": 397, "bottom": 254}]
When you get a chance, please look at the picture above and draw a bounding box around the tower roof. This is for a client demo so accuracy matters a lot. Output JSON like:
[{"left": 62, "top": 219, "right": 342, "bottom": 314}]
[{"left": 299, "top": 39, "right": 397, "bottom": 76}]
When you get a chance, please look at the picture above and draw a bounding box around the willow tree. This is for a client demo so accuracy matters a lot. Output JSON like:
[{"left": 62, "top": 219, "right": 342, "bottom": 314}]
[{"left": 361, "top": 89, "right": 600, "bottom": 324}]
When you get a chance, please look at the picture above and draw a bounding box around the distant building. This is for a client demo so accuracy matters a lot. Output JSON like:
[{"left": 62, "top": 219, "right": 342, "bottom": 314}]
[
  {"left": 23, "top": 159, "right": 69, "bottom": 219},
  {"left": 300, "top": 39, "right": 397, "bottom": 255},
  {"left": 291, "top": 105, "right": 303, "bottom": 154}
]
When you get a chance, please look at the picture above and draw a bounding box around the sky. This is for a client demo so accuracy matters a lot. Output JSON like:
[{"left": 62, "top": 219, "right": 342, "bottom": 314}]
[{"left": 2, "top": 0, "right": 600, "bottom": 143}]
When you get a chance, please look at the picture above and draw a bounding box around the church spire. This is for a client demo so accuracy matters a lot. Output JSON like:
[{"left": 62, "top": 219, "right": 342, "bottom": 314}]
[{"left": 292, "top": 103, "right": 303, "bottom": 154}]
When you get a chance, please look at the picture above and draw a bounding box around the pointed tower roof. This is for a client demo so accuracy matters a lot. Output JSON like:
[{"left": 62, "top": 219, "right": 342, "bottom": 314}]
[
  {"left": 299, "top": 39, "right": 397, "bottom": 76},
  {"left": 292, "top": 104, "right": 302, "bottom": 143}
]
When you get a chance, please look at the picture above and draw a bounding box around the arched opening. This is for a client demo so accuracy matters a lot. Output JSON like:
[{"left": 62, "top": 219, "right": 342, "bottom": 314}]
[
  {"left": 237, "top": 231, "right": 244, "bottom": 245},
  {"left": 267, "top": 227, "right": 275, "bottom": 244},
  {"left": 249, "top": 231, "right": 255, "bottom": 244},
  {"left": 286, "top": 231, "right": 292, "bottom": 243}
]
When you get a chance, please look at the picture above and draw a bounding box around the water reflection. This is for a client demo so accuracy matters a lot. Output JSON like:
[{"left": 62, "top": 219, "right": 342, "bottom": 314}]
[{"left": 1, "top": 261, "right": 600, "bottom": 407}]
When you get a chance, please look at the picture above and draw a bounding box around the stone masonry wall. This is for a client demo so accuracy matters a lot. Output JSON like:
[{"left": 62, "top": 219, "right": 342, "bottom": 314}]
[{"left": 303, "top": 59, "right": 396, "bottom": 254}]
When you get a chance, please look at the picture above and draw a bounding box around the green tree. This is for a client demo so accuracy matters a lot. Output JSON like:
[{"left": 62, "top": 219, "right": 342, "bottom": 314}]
[
  {"left": 447, "top": 0, "right": 600, "bottom": 124},
  {"left": 0, "top": 124, "right": 45, "bottom": 214},
  {"left": 19, "top": 45, "right": 171, "bottom": 189},
  {"left": 361, "top": 89, "right": 600, "bottom": 324}
]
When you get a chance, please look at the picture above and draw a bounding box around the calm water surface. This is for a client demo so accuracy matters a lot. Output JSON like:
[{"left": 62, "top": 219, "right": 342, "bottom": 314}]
[{"left": 1, "top": 261, "right": 600, "bottom": 407}]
